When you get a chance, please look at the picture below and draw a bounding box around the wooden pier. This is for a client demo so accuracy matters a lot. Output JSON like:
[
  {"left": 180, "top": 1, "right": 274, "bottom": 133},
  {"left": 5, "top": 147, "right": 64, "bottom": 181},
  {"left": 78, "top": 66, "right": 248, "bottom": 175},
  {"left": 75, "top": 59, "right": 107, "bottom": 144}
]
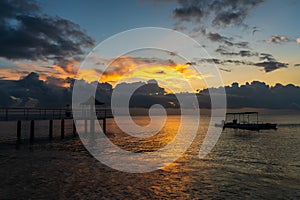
[{"left": 0, "top": 107, "right": 113, "bottom": 144}]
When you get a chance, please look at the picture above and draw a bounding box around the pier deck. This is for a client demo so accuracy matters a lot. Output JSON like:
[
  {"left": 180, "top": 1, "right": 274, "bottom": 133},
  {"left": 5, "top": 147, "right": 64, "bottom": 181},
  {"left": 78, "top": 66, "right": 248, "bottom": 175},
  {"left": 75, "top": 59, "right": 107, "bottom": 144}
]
[
  {"left": 0, "top": 107, "right": 113, "bottom": 145},
  {"left": 0, "top": 107, "right": 113, "bottom": 121}
]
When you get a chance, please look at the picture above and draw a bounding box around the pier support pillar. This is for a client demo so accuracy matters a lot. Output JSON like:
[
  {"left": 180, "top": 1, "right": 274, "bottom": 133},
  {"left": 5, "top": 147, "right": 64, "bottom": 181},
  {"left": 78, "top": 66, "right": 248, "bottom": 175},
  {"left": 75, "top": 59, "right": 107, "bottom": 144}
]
[
  {"left": 30, "top": 120, "right": 34, "bottom": 144},
  {"left": 84, "top": 119, "right": 88, "bottom": 134},
  {"left": 17, "top": 120, "right": 21, "bottom": 144},
  {"left": 73, "top": 120, "right": 77, "bottom": 137},
  {"left": 49, "top": 120, "right": 53, "bottom": 140},
  {"left": 90, "top": 119, "right": 95, "bottom": 134},
  {"left": 61, "top": 119, "right": 65, "bottom": 139},
  {"left": 103, "top": 118, "right": 106, "bottom": 134}
]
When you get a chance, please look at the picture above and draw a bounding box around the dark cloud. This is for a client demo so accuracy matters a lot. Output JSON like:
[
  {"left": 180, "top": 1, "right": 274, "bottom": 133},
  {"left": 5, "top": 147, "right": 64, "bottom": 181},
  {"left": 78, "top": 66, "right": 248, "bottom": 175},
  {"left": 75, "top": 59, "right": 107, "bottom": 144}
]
[
  {"left": 169, "top": 51, "right": 178, "bottom": 56},
  {"left": 197, "top": 57, "right": 252, "bottom": 66},
  {"left": 212, "top": 11, "right": 246, "bottom": 27},
  {"left": 218, "top": 67, "right": 231, "bottom": 72},
  {"left": 294, "top": 64, "right": 300, "bottom": 67},
  {"left": 45, "top": 76, "right": 71, "bottom": 86},
  {"left": 155, "top": 70, "right": 166, "bottom": 74},
  {"left": 216, "top": 47, "right": 258, "bottom": 57},
  {"left": 197, "top": 52, "right": 287, "bottom": 72},
  {"left": 224, "top": 59, "right": 253, "bottom": 65},
  {"left": 174, "top": 5, "right": 204, "bottom": 22},
  {"left": 186, "top": 62, "right": 196, "bottom": 65},
  {"left": 0, "top": 72, "right": 111, "bottom": 108},
  {"left": 0, "top": 72, "right": 299, "bottom": 110},
  {"left": 255, "top": 53, "right": 288, "bottom": 72},
  {"left": 214, "top": 49, "right": 289, "bottom": 72},
  {"left": 200, "top": 81, "right": 300, "bottom": 109},
  {"left": 0, "top": 72, "right": 71, "bottom": 107},
  {"left": 233, "top": 41, "right": 249, "bottom": 48},
  {"left": 0, "top": 0, "right": 94, "bottom": 69},
  {"left": 207, "top": 32, "right": 232, "bottom": 44},
  {"left": 254, "top": 61, "right": 288, "bottom": 72},
  {"left": 259, "top": 53, "right": 275, "bottom": 61},
  {"left": 173, "top": 0, "right": 264, "bottom": 27},
  {"left": 197, "top": 58, "right": 223, "bottom": 65},
  {"left": 202, "top": 30, "right": 249, "bottom": 48}
]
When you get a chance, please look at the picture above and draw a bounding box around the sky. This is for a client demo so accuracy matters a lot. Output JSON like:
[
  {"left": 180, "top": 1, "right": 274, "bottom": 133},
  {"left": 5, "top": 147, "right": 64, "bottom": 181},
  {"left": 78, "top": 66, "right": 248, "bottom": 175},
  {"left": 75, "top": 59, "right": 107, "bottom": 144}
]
[{"left": 0, "top": 0, "right": 300, "bottom": 92}]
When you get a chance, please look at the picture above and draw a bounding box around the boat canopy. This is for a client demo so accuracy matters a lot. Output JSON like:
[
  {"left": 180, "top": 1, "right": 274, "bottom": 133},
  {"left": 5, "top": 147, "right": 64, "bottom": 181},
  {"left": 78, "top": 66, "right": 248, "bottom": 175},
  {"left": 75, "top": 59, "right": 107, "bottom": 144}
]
[{"left": 226, "top": 112, "right": 258, "bottom": 115}]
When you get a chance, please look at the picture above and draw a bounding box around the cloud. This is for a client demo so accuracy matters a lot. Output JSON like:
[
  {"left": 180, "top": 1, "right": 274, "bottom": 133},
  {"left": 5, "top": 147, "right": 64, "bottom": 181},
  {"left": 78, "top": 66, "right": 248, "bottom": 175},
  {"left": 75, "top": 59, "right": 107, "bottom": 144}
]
[
  {"left": 218, "top": 67, "right": 231, "bottom": 72},
  {"left": 155, "top": 70, "right": 166, "bottom": 74},
  {"left": 202, "top": 30, "right": 249, "bottom": 48},
  {"left": 224, "top": 59, "right": 253, "bottom": 65},
  {"left": 268, "top": 35, "right": 289, "bottom": 44},
  {"left": 249, "top": 53, "right": 288, "bottom": 72},
  {"left": 207, "top": 32, "right": 232, "bottom": 43},
  {"left": 173, "top": 0, "right": 264, "bottom": 27},
  {"left": 200, "top": 81, "right": 300, "bottom": 109},
  {"left": 297, "top": 38, "right": 300, "bottom": 43},
  {"left": 254, "top": 61, "right": 288, "bottom": 72},
  {"left": 233, "top": 42, "right": 249, "bottom": 48},
  {"left": 45, "top": 76, "right": 73, "bottom": 87},
  {"left": 197, "top": 58, "right": 223, "bottom": 65},
  {"left": 84, "top": 55, "right": 213, "bottom": 93},
  {"left": 259, "top": 53, "right": 275, "bottom": 61},
  {"left": 294, "top": 64, "right": 300, "bottom": 67},
  {"left": 216, "top": 47, "right": 258, "bottom": 57},
  {"left": 0, "top": 57, "right": 19, "bottom": 69},
  {"left": 197, "top": 57, "right": 253, "bottom": 66},
  {"left": 0, "top": 0, "right": 94, "bottom": 70},
  {"left": 98, "top": 56, "right": 204, "bottom": 89},
  {"left": 1, "top": 72, "right": 300, "bottom": 110},
  {"left": 197, "top": 52, "right": 287, "bottom": 72}
]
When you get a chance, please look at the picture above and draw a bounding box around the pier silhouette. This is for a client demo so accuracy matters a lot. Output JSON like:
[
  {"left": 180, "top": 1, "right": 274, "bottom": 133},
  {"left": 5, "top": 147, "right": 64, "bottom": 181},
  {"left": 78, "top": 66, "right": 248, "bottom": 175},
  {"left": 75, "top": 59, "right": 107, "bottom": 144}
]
[{"left": 0, "top": 107, "right": 113, "bottom": 145}]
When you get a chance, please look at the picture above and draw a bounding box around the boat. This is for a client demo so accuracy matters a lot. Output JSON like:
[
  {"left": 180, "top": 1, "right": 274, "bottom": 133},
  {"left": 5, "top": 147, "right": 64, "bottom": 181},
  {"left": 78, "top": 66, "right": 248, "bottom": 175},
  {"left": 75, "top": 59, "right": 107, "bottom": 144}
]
[{"left": 215, "top": 112, "right": 277, "bottom": 131}]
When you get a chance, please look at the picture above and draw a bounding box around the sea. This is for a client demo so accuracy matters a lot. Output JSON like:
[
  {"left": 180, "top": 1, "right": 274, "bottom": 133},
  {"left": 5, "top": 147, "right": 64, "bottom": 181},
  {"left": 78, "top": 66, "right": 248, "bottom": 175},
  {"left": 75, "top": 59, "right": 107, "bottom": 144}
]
[{"left": 0, "top": 113, "right": 299, "bottom": 199}]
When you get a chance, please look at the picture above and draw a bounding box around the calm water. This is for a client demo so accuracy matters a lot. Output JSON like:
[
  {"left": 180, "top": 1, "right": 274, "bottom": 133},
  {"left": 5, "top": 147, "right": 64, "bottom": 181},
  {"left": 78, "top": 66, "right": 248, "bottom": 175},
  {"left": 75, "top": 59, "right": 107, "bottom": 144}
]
[{"left": 0, "top": 114, "right": 299, "bottom": 199}]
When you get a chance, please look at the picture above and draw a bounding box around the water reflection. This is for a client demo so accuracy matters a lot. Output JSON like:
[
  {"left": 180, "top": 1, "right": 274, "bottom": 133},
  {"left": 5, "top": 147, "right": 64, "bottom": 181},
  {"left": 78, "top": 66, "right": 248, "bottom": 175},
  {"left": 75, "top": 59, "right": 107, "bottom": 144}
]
[{"left": 0, "top": 115, "right": 299, "bottom": 198}]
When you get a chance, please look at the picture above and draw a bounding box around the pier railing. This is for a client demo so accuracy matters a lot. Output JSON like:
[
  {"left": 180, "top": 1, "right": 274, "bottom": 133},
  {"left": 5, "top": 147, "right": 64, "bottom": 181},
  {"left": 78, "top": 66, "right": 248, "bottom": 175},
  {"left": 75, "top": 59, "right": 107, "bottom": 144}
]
[{"left": 0, "top": 107, "right": 113, "bottom": 121}]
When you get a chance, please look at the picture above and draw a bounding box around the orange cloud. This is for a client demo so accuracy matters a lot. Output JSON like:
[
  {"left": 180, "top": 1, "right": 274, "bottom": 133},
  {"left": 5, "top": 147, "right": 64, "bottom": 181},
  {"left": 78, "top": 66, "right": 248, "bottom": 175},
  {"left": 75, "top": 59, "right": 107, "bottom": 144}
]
[
  {"left": 297, "top": 38, "right": 300, "bottom": 43},
  {"left": 1, "top": 58, "right": 100, "bottom": 87},
  {"left": 94, "top": 56, "right": 206, "bottom": 92},
  {"left": 0, "top": 69, "right": 28, "bottom": 80},
  {"left": 52, "top": 60, "right": 79, "bottom": 78},
  {"left": 0, "top": 55, "right": 207, "bottom": 92}
]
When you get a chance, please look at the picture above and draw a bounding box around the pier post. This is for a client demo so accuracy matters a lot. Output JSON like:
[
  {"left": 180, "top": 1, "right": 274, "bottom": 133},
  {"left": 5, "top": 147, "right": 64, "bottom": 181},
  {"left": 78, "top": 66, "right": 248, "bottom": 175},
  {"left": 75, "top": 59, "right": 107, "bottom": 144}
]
[
  {"left": 103, "top": 118, "right": 106, "bottom": 134},
  {"left": 30, "top": 120, "right": 34, "bottom": 144},
  {"left": 73, "top": 120, "right": 77, "bottom": 137},
  {"left": 17, "top": 120, "right": 21, "bottom": 143},
  {"left": 49, "top": 120, "right": 53, "bottom": 140},
  {"left": 84, "top": 119, "right": 88, "bottom": 134},
  {"left": 61, "top": 119, "right": 65, "bottom": 139},
  {"left": 90, "top": 119, "right": 95, "bottom": 134}
]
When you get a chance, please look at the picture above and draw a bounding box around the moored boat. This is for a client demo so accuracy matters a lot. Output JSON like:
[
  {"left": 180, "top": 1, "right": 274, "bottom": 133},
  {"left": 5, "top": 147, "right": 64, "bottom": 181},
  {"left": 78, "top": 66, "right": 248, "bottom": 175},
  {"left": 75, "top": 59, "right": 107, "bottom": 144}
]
[{"left": 215, "top": 112, "right": 277, "bottom": 131}]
